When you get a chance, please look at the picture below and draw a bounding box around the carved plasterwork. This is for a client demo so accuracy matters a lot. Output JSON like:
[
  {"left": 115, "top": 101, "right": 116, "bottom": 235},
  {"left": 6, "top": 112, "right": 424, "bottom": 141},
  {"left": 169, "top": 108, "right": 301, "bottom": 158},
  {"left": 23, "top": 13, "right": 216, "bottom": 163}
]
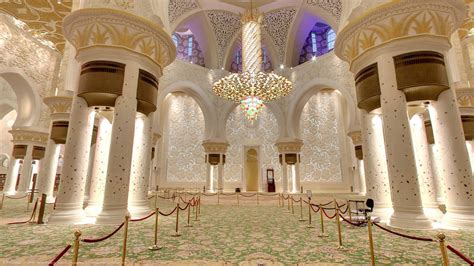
[
  {"left": 0, "top": 0, "right": 72, "bottom": 52},
  {"left": 62, "top": 8, "right": 176, "bottom": 71},
  {"left": 169, "top": 0, "right": 199, "bottom": 23},
  {"left": 9, "top": 129, "right": 49, "bottom": 146},
  {"left": 335, "top": 0, "right": 466, "bottom": 64},
  {"left": 458, "top": 0, "right": 473, "bottom": 41},
  {"left": 202, "top": 140, "right": 229, "bottom": 153},
  {"left": 263, "top": 8, "right": 297, "bottom": 63},
  {"left": 206, "top": 10, "right": 242, "bottom": 67},
  {"left": 457, "top": 88, "right": 474, "bottom": 108},
  {"left": 305, "top": 0, "right": 342, "bottom": 22},
  {"left": 43, "top": 96, "right": 73, "bottom": 114},
  {"left": 347, "top": 130, "right": 362, "bottom": 145},
  {"left": 275, "top": 139, "right": 303, "bottom": 153}
]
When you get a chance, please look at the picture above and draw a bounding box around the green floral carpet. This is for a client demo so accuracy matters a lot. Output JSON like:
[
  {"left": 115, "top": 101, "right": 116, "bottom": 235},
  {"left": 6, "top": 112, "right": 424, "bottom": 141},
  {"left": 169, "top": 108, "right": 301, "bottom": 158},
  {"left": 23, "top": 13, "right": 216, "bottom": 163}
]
[{"left": 0, "top": 195, "right": 473, "bottom": 265}]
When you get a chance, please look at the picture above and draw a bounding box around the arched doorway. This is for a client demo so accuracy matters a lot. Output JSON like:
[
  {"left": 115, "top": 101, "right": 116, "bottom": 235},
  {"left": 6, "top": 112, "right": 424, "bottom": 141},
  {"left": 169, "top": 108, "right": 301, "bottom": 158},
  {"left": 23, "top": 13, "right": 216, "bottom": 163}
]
[{"left": 245, "top": 148, "right": 259, "bottom": 192}]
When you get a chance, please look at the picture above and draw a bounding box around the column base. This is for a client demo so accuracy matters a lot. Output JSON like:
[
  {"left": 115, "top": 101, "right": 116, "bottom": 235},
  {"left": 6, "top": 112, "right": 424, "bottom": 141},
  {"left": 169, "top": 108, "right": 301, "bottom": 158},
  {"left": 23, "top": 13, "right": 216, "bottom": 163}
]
[
  {"left": 128, "top": 200, "right": 151, "bottom": 218},
  {"left": 84, "top": 201, "right": 102, "bottom": 217},
  {"left": 95, "top": 204, "right": 130, "bottom": 225},
  {"left": 388, "top": 209, "right": 433, "bottom": 229},
  {"left": 371, "top": 206, "right": 393, "bottom": 222},
  {"left": 2, "top": 190, "right": 16, "bottom": 196},
  {"left": 46, "top": 196, "right": 56, "bottom": 204},
  {"left": 423, "top": 206, "right": 444, "bottom": 221},
  {"left": 443, "top": 205, "right": 474, "bottom": 229},
  {"left": 48, "top": 202, "right": 87, "bottom": 224}
]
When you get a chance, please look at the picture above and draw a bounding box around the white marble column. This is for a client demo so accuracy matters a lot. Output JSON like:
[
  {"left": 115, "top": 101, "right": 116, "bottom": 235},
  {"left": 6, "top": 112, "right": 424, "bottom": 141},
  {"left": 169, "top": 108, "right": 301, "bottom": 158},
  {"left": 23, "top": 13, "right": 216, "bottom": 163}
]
[
  {"left": 85, "top": 116, "right": 112, "bottom": 217},
  {"left": 217, "top": 154, "right": 224, "bottom": 192},
  {"left": 3, "top": 158, "right": 20, "bottom": 195},
  {"left": 360, "top": 111, "right": 392, "bottom": 219},
  {"left": 294, "top": 160, "right": 301, "bottom": 193},
  {"left": 48, "top": 96, "right": 95, "bottom": 224},
  {"left": 128, "top": 113, "right": 152, "bottom": 218},
  {"left": 378, "top": 55, "right": 432, "bottom": 229},
  {"left": 429, "top": 144, "right": 447, "bottom": 205},
  {"left": 429, "top": 89, "right": 474, "bottom": 229},
  {"left": 205, "top": 162, "right": 212, "bottom": 192},
  {"left": 37, "top": 139, "right": 61, "bottom": 203},
  {"left": 357, "top": 160, "right": 366, "bottom": 194},
  {"left": 83, "top": 143, "right": 96, "bottom": 202},
  {"left": 466, "top": 140, "right": 474, "bottom": 175},
  {"left": 409, "top": 113, "right": 443, "bottom": 220},
  {"left": 16, "top": 145, "right": 33, "bottom": 195},
  {"left": 281, "top": 154, "right": 288, "bottom": 193},
  {"left": 96, "top": 63, "right": 139, "bottom": 224}
]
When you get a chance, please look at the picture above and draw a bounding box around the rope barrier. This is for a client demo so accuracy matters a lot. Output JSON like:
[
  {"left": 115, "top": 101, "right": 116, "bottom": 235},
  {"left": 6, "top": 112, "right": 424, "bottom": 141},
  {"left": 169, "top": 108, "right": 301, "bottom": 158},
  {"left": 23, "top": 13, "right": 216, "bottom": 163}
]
[
  {"left": 178, "top": 201, "right": 191, "bottom": 211},
  {"left": 446, "top": 245, "right": 474, "bottom": 265},
  {"left": 292, "top": 197, "right": 302, "bottom": 203},
  {"left": 372, "top": 222, "right": 434, "bottom": 242},
  {"left": 320, "top": 201, "right": 334, "bottom": 207},
  {"left": 240, "top": 193, "right": 257, "bottom": 197},
  {"left": 81, "top": 223, "right": 124, "bottom": 243},
  {"left": 7, "top": 198, "right": 38, "bottom": 225},
  {"left": 158, "top": 206, "right": 178, "bottom": 216},
  {"left": 340, "top": 215, "right": 366, "bottom": 227},
  {"left": 337, "top": 203, "right": 349, "bottom": 214},
  {"left": 310, "top": 204, "right": 320, "bottom": 213},
  {"left": 48, "top": 244, "right": 72, "bottom": 266},
  {"left": 322, "top": 208, "right": 337, "bottom": 219},
  {"left": 201, "top": 193, "right": 218, "bottom": 196},
  {"left": 5, "top": 194, "right": 29, "bottom": 200},
  {"left": 221, "top": 192, "right": 237, "bottom": 196},
  {"left": 130, "top": 211, "right": 156, "bottom": 222}
]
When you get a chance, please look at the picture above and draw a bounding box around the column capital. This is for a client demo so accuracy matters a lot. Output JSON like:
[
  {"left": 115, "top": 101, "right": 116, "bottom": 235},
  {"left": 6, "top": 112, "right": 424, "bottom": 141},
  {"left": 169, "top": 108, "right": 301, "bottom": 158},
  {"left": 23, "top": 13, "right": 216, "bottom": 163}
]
[
  {"left": 275, "top": 138, "right": 303, "bottom": 153},
  {"left": 44, "top": 96, "right": 73, "bottom": 122},
  {"left": 62, "top": 8, "right": 176, "bottom": 74},
  {"left": 152, "top": 132, "right": 161, "bottom": 144},
  {"left": 335, "top": 0, "right": 466, "bottom": 65},
  {"left": 202, "top": 140, "right": 229, "bottom": 154},
  {"left": 347, "top": 130, "right": 362, "bottom": 146},
  {"left": 9, "top": 128, "right": 49, "bottom": 147}
]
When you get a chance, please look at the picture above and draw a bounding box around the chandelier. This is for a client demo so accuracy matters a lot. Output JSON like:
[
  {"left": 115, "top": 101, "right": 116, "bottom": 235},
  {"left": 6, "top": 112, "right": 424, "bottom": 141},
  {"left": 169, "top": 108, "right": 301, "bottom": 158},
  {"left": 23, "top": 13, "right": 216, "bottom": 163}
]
[{"left": 212, "top": 6, "right": 292, "bottom": 121}]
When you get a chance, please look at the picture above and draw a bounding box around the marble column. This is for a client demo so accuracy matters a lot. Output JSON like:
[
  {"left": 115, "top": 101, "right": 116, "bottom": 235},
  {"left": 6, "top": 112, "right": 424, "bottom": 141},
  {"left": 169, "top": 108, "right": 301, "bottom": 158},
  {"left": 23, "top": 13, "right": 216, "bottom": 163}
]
[
  {"left": 48, "top": 96, "right": 95, "bottom": 224},
  {"left": 409, "top": 113, "right": 443, "bottom": 220},
  {"left": 96, "top": 63, "right": 139, "bottom": 224},
  {"left": 217, "top": 154, "right": 224, "bottom": 192},
  {"left": 360, "top": 111, "right": 392, "bottom": 220},
  {"left": 128, "top": 113, "right": 152, "bottom": 218},
  {"left": 16, "top": 145, "right": 33, "bottom": 195},
  {"left": 294, "top": 159, "right": 301, "bottom": 193},
  {"left": 357, "top": 160, "right": 366, "bottom": 194},
  {"left": 3, "top": 158, "right": 20, "bottom": 195},
  {"left": 85, "top": 116, "right": 112, "bottom": 217},
  {"left": 429, "top": 89, "right": 474, "bottom": 228},
  {"left": 281, "top": 154, "right": 288, "bottom": 193},
  {"left": 429, "top": 144, "right": 447, "bottom": 205},
  {"left": 205, "top": 162, "right": 213, "bottom": 192},
  {"left": 378, "top": 54, "right": 432, "bottom": 229},
  {"left": 37, "top": 139, "right": 61, "bottom": 203}
]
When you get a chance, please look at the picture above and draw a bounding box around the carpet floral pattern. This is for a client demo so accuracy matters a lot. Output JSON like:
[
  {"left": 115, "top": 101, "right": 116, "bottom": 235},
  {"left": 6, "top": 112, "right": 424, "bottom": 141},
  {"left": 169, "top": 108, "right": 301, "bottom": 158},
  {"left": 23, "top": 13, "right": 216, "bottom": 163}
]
[{"left": 0, "top": 195, "right": 473, "bottom": 265}]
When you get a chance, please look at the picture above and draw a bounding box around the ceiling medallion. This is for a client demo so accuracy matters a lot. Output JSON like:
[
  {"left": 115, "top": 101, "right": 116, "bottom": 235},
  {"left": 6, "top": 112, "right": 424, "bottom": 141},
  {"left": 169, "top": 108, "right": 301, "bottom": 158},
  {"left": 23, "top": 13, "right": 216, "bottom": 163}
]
[{"left": 212, "top": 4, "right": 292, "bottom": 121}]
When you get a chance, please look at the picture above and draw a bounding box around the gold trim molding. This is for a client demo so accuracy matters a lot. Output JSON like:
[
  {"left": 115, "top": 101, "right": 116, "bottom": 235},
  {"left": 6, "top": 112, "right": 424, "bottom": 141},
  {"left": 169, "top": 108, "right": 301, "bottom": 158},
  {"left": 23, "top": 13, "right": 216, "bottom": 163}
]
[
  {"left": 275, "top": 139, "right": 304, "bottom": 153},
  {"left": 335, "top": 0, "right": 466, "bottom": 64},
  {"left": 43, "top": 96, "right": 73, "bottom": 114},
  {"left": 457, "top": 87, "right": 474, "bottom": 108},
  {"left": 9, "top": 129, "right": 49, "bottom": 146},
  {"left": 202, "top": 140, "right": 229, "bottom": 153},
  {"left": 347, "top": 130, "right": 362, "bottom": 146},
  {"left": 62, "top": 8, "right": 176, "bottom": 72}
]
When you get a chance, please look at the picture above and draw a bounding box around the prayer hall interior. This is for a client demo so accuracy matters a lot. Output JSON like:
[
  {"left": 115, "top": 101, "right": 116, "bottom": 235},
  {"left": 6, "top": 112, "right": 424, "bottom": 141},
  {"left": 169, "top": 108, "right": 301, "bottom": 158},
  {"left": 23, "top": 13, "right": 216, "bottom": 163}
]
[{"left": 0, "top": 0, "right": 473, "bottom": 264}]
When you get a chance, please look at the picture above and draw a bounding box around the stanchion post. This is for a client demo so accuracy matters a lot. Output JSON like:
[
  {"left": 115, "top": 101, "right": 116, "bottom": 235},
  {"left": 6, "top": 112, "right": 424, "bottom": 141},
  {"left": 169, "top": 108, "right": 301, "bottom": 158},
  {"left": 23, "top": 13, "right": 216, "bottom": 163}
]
[
  {"left": 299, "top": 197, "right": 304, "bottom": 221},
  {"left": 185, "top": 203, "right": 192, "bottom": 227},
  {"left": 173, "top": 203, "right": 181, "bottom": 237},
  {"left": 26, "top": 193, "right": 30, "bottom": 211},
  {"left": 36, "top": 193, "right": 47, "bottom": 224},
  {"left": 291, "top": 197, "right": 294, "bottom": 214},
  {"left": 121, "top": 215, "right": 130, "bottom": 266},
  {"left": 282, "top": 194, "right": 285, "bottom": 208},
  {"left": 367, "top": 215, "right": 375, "bottom": 266},
  {"left": 198, "top": 196, "right": 201, "bottom": 215},
  {"left": 72, "top": 230, "right": 81, "bottom": 266},
  {"left": 148, "top": 208, "right": 162, "bottom": 250},
  {"left": 237, "top": 193, "right": 239, "bottom": 205},
  {"left": 257, "top": 192, "right": 259, "bottom": 205},
  {"left": 278, "top": 194, "right": 281, "bottom": 207},
  {"left": 217, "top": 192, "right": 220, "bottom": 205},
  {"left": 154, "top": 190, "right": 158, "bottom": 209},
  {"left": 348, "top": 202, "right": 352, "bottom": 222},
  {"left": 335, "top": 198, "right": 342, "bottom": 248},
  {"left": 0, "top": 193, "right": 4, "bottom": 209},
  {"left": 318, "top": 204, "right": 328, "bottom": 237},
  {"left": 287, "top": 197, "right": 290, "bottom": 211},
  {"left": 307, "top": 198, "right": 314, "bottom": 228},
  {"left": 437, "top": 233, "right": 449, "bottom": 266}
]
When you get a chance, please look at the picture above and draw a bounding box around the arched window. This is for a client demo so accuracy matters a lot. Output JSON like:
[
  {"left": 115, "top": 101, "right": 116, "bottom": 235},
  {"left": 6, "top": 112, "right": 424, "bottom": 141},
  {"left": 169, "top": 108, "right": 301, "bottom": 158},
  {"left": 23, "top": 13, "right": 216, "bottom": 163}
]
[
  {"left": 172, "top": 34, "right": 178, "bottom": 47},
  {"left": 172, "top": 30, "right": 205, "bottom": 67},
  {"left": 299, "top": 22, "right": 336, "bottom": 64},
  {"left": 187, "top": 36, "right": 193, "bottom": 57}
]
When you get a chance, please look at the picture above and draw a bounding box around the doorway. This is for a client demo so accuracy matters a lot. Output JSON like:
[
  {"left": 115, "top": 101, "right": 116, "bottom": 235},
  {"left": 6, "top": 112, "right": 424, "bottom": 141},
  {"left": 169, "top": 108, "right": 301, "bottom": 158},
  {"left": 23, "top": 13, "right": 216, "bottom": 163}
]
[{"left": 245, "top": 148, "right": 259, "bottom": 191}]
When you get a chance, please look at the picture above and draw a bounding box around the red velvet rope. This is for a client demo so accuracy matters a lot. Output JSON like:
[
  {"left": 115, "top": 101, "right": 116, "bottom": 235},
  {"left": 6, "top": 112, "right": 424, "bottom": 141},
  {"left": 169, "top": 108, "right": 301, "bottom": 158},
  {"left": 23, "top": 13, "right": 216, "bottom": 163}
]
[
  {"left": 292, "top": 197, "right": 302, "bottom": 203},
  {"left": 5, "top": 194, "right": 29, "bottom": 200},
  {"left": 221, "top": 192, "right": 237, "bottom": 196},
  {"left": 158, "top": 206, "right": 178, "bottom": 216},
  {"left": 320, "top": 201, "right": 334, "bottom": 207},
  {"left": 240, "top": 193, "right": 257, "bottom": 197},
  {"left": 310, "top": 204, "right": 320, "bottom": 213},
  {"left": 48, "top": 244, "right": 72, "bottom": 266},
  {"left": 340, "top": 215, "right": 366, "bottom": 227},
  {"left": 8, "top": 198, "right": 38, "bottom": 225},
  {"left": 147, "top": 195, "right": 155, "bottom": 199},
  {"left": 82, "top": 222, "right": 124, "bottom": 243},
  {"left": 179, "top": 202, "right": 191, "bottom": 211},
  {"left": 260, "top": 193, "right": 278, "bottom": 196},
  {"left": 303, "top": 200, "right": 310, "bottom": 204},
  {"left": 372, "top": 222, "right": 434, "bottom": 242},
  {"left": 337, "top": 203, "right": 349, "bottom": 214},
  {"left": 202, "top": 193, "right": 218, "bottom": 196},
  {"left": 447, "top": 245, "right": 474, "bottom": 265},
  {"left": 157, "top": 195, "right": 174, "bottom": 200},
  {"left": 322, "top": 208, "right": 337, "bottom": 219},
  {"left": 130, "top": 211, "right": 156, "bottom": 222},
  {"left": 282, "top": 195, "right": 290, "bottom": 200}
]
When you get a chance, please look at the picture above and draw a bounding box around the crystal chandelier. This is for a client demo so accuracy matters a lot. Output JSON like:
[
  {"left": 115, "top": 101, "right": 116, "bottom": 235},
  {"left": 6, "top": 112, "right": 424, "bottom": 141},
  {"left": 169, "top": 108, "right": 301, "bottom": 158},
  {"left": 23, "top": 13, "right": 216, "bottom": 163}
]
[{"left": 212, "top": 6, "right": 292, "bottom": 121}]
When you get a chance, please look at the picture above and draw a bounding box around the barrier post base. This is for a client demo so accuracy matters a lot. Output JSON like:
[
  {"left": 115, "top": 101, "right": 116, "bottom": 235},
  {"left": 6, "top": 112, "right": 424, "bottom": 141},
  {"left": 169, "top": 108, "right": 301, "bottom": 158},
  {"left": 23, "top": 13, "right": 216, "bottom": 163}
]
[
  {"left": 318, "top": 233, "right": 329, "bottom": 237},
  {"left": 184, "top": 224, "right": 193, "bottom": 228},
  {"left": 307, "top": 225, "right": 315, "bottom": 228},
  {"left": 299, "top": 218, "right": 306, "bottom": 222},
  {"left": 171, "top": 233, "right": 181, "bottom": 237},
  {"left": 148, "top": 245, "right": 162, "bottom": 251}
]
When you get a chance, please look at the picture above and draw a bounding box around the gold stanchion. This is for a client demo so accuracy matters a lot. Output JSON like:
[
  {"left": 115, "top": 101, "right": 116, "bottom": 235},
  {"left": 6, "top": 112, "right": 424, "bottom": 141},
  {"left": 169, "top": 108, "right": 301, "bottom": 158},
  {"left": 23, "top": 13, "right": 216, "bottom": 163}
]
[
  {"left": 287, "top": 197, "right": 290, "bottom": 211},
  {"left": 257, "top": 193, "right": 259, "bottom": 205},
  {"left": 26, "top": 193, "right": 30, "bottom": 211},
  {"left": 148, "top": 208, "right": 162, "bottom": 250},
  {"left": 185, "top": 203, "right": 192, "bottom": 227},
  {"left": 348, "top": 202, "right": 352, "bottom": 222},
  {"left": 367, "top": 215, "right": 375, "bottom": 266},
  {"left": 335, "top": 199, "right": 343, "bottom": 248},
  {"left": 217, "top": 192, "right": 220, "bottom": 205},
  {"left": 282, "top": 194, "right": 285, "bottom": 208},
  {"left": 307, "top": 198, "right": 314, "bottom": 228},
  {"left": 198, "top": 196, "right": 201, "bottom": 215},
  {"left": 278, "top": 194, "right": 281, "bottom": 207},
  {"left": 121, "top": 215, "right": 130, "bottom": 266},
  {"left": 318, "top": 204, "right": 328, "bottom": 237},
  {"left": 291, "top": 197, "right": 294, "bottom": 214},
  {"left": 154, "top": 190, "right": 158, "bottom": 209},
  {"left": 0, "top": 193, "right": 4, "bottom": 209},
  {"left": 72, "top": 230, "right": 81, "bottom": 266},
  {"left": 237, "top": 193, "right": 239, "bottom": 205},
  {"left": 299, "top": 197, "right": 305, "bottom": 221},
  {"left": 437, "top": 233, "right": 449, "bottom": 266},
  {"left": 172, "top": 203, "right": 181, "bottom": 237}
]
